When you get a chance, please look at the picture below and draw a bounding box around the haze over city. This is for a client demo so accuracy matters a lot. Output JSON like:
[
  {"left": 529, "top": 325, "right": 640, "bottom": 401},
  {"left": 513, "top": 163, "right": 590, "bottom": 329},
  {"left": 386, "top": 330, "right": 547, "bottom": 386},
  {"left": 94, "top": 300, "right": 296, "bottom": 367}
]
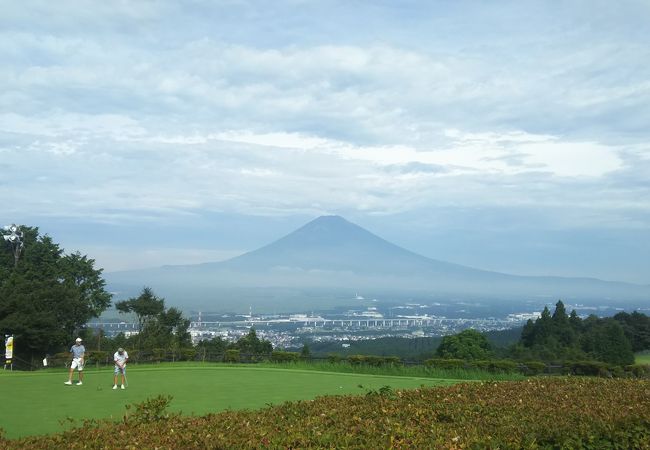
[{"left": 2, "top": 0, "right": 649, "bottom": 286}]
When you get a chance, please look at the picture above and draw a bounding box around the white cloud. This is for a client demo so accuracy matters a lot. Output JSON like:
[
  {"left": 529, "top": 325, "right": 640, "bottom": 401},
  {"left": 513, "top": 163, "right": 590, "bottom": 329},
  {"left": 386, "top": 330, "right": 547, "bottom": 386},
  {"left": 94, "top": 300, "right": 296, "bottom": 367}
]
[
  {"left": 1, "top": 0, "right": 649, "bottom": 278},
  {"left": 211, "top": 128, "right": 623, "bottom": 178},
  {"left": 74, "top": 245, "right": 243, "bottom": 272}
]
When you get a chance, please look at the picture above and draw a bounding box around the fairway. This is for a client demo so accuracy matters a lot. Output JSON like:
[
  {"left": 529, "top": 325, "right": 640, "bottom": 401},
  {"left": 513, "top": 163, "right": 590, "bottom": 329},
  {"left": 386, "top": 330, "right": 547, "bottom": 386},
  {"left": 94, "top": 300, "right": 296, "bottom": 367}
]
[
  {"left": 636, "top": 353, "right": 650, "bottom": 365},
  {"left": 0, "top": 363, "right": 455, "bottom": 439}
]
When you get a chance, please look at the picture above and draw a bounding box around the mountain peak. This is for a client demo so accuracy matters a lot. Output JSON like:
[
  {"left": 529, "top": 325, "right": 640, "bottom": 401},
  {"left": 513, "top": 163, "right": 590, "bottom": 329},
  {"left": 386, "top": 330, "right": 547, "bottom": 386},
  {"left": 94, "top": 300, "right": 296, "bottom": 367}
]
[
  {"left": 219, "top": 214, "right": 449, "bottom": 274},
  {"left": 300, "top": 215, "right": 355, "bottom": 230},
  {"left": 306, "top": 215, "right": 351, "bottom": 226},
  {"left": 289, "top": 215, "right": 377, "bottom": 245}
]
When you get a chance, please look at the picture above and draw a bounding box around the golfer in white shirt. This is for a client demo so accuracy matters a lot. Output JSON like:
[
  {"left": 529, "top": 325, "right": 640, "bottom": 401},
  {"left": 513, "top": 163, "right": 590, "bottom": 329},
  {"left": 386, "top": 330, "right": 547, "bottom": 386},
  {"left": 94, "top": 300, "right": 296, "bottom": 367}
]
[{"left": 113, "top": 348, "right": 129, "bottom": 390}]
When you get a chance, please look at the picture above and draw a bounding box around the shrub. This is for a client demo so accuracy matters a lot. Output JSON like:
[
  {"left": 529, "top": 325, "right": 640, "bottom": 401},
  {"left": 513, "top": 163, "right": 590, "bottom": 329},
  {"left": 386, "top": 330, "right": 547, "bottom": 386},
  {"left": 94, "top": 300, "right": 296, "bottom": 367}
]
[
  {"left": 567, "top": 360, "right": 609, "bottom": 376},
  {"left": 383, "top": 356, "right": 402, "bottom": 366},
  {"left": 346, "top": 355, "right": 401, "bottom": 366},
  {"left": 347, "top": 355, "right": 366, "bottom": 365},
  {"left": 327, "top": 354, "right": 342, "bottom": 363},
  {"left": 180, "top": 349, "right": 197, "bottom": 361},
  {"left": 224, "top": 349, "right": 240, "bottom": 363},
  {"left": 123, "top": 395, "right": 177, "bottom": 425},
  {"left": 626, "top": 364, "right": 650, "bottom": 378},
  {"left": 519, "top": 361, "right": 546, "bottom": 375},
  {"left": 474, "top": 360, "right": 518, "bottom": 373},
  {"left": 152, "top": 348, "right": 166, "bottom": 363},
  {"left": 85, "top": 351, "right": 109, "bottom": 366},
  {"left": 271, "top": 351, "right": 300, "bottom": 362},
  {"left": 362, "top": 355, "right": 385, "bottom": 367},
  {"left": 425, "top": 358, "right": 466, "bottom": 369},
  {"left": 6, "top": 378, "right": 650, "bottom": 448}
]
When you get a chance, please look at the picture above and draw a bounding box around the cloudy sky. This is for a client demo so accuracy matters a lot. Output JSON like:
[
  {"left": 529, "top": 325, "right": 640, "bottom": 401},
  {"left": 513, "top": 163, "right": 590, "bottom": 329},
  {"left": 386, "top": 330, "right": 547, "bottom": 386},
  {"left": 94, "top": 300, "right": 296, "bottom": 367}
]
[{"left": 1, "top": 0, "right": 649, "bottom": 283}]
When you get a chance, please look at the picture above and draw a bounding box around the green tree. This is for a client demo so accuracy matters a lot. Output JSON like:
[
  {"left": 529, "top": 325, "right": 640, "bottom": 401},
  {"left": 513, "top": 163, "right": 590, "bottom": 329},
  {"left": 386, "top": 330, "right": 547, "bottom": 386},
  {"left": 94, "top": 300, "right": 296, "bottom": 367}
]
[
  {"left": 538, "top": 306, "right": 553, "bottom": 341},
  {"left": 551, "top": 300, "right": 568, "bottom": 324},
  {"left": 116, "top": 288, "right": 191, "bottom": 354},
  {"left": 0, "top": 227, "right": 111, "bottom": 361},
  {"left": 521, "top": 319, "right": 536, "bottom": 347},
  {"left": 551, "top": 301, "right": 576, "bottom": 346},
  {"left": 613, "top": 311, "right": 650, "bottom": 352},
  {"left": 236, "top": 328, "right": 272, "bottom": 356},
  {"left": 569, "top": 310, "right": 582, "bottom": 333},
  {"left": 581, "top": 317, "right": 634, "bottom": 365},
  {"left": 196, "top": 336, "right": 228, "bottom": 359},
  {"left": 515, "top": 305, "right": 638, "bottom": 365},
  {"left": 115, "top": 287, "right": 165, "bottom": 350},
  {"left": 436, "top": 329, "right": 493, "bottom": 360},
  {"left": 140, "top": 306, "right": 191, "bottom": 351}
]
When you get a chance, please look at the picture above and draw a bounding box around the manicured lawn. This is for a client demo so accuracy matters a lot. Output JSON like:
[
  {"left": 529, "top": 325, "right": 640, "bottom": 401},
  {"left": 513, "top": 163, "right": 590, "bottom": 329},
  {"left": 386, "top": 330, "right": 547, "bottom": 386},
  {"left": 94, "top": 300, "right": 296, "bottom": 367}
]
[
  {"left": 636, "top": 352, "right": 650, "bottom": 365},
  {"left": 0, "top": 363, "right": 456, "bottom": 438}
]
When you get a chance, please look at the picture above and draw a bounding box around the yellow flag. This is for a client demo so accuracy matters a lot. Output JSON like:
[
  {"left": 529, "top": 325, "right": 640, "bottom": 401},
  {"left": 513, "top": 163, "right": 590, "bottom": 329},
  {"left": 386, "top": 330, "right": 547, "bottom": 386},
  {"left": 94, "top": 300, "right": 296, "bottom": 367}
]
[{"left": 5, "top": 335, "right": 13, "bottom": 362}]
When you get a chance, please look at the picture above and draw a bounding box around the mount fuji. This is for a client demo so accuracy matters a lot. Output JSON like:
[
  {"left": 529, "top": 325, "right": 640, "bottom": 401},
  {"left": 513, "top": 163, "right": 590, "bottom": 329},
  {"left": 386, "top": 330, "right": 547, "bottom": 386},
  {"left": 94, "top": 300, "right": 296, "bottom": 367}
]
[{"left": 105, "top": 216, "right": 649, "bottom": 311}]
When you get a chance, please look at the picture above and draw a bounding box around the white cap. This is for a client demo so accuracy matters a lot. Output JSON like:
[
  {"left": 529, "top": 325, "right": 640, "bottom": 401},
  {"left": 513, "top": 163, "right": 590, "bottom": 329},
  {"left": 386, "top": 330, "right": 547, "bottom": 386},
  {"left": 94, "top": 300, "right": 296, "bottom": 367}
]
[{"left": 76, "top": 337, "right": 82, "bottom": 342}]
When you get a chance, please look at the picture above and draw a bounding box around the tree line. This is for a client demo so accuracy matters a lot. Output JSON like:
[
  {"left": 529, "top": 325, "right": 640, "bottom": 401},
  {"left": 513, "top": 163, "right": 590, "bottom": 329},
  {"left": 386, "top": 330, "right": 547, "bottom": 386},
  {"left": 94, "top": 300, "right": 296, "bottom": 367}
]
[{"left": 435, "top": 301, "right": 650, "bottom": 366}]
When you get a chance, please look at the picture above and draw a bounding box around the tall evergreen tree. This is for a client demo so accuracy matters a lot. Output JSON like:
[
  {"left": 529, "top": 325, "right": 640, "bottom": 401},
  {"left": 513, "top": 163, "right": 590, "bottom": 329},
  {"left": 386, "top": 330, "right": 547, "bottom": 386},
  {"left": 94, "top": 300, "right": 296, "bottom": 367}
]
[
  {"left": 552, "top": 300, "right": 568, "bottom": 324},
  {"left": 551, "top": 300, "right": 576, "bottom": 346},
  {"left": 569, "top": 310, "right": 582, "bottom": 332}
]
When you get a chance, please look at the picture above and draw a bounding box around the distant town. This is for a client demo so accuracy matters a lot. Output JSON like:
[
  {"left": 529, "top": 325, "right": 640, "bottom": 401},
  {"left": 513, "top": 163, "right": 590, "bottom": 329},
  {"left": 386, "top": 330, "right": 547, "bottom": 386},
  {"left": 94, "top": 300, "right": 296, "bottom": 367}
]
[{"left": 88, "top": 300, "right": 646, "bottom": 350}]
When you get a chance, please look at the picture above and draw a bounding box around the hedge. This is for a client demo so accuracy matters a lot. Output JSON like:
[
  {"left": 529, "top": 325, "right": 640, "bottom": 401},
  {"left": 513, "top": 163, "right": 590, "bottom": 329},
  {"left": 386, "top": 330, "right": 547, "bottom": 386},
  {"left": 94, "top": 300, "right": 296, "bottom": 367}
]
[{"left": 4, "top": 378, "right": 649, "bottom": 449}]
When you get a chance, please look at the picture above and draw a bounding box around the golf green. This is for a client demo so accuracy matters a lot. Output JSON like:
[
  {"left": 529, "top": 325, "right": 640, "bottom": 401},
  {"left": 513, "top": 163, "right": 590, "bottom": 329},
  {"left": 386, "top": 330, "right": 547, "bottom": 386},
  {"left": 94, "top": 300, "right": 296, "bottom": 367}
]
[{"left": 0, "top": 363, "right": 456, "bottom": 439}]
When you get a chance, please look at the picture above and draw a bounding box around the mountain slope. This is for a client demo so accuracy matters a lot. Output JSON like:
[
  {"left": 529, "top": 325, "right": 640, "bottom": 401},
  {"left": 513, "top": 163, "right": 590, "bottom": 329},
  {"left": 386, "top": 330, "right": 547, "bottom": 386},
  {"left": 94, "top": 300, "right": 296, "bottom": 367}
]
[
  {"left": 106, "top": 215, "right": 650, "bottom": 310},
  {"left": 211, "top": 215, "right": 495, "bottom": 277}
]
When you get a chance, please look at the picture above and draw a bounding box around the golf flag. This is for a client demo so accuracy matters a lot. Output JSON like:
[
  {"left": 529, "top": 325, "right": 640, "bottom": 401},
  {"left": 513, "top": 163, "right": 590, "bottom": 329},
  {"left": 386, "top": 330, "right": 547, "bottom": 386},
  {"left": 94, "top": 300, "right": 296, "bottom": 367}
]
[{"left": 4, "top": 335, "right": 13, "bottom": 364}]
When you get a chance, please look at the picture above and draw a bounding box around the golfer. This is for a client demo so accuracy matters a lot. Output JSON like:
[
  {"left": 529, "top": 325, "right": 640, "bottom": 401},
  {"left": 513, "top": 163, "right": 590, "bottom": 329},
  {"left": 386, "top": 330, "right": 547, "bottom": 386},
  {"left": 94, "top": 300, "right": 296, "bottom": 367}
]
[
  {"left": 113, "top": 347, "right": 129, "bottom": 390},
  {"left": 64, "top": 337, "right": 85, "bottom": 385}
]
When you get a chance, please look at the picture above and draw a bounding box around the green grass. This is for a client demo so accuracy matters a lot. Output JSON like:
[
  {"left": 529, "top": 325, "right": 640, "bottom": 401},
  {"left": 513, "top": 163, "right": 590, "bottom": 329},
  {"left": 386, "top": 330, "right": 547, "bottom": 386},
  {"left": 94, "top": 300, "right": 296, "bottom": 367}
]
[
  {"left": 636, "top": 351, "right": 650, "bottom": 365},
  {"left": 0, "top": 363, "right": 459, "bottom": 439}
]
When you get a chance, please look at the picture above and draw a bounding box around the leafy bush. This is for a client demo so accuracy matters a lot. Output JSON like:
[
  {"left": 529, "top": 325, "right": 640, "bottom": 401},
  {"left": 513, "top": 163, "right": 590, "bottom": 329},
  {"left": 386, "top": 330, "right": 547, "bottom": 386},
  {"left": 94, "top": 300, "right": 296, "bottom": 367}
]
[
  {"left": 152, "top": 348, "right": 166, "bottom": 363},
  {"left": 85, "top": 351, "right": 109, "bottom": 364},
  {"left": 271, "top": 351, "right": 300, "bottom": 362},
  {"left": 123, "top": 395, "right": 178, "bottom": 425},
  {"left": 474, "top": 359, "right": 518, "bottom": 373},
  {"left": 425, "top": 358, "right": 466, "bottom": 369},
  {"left": 625, "top": 364, "right": 650, "bottom": 378},
  {"left": 224, "top": 349, "right": 240, "bottom": 363},
  {"left": 383, "top": 356, "right": 401, "bottom": 366},
  {"left": 171, "top": 349, "right": 197, "bottom": 361},
  {"left": 4, "top": 378, "right": 649, "bottom": 449},
  {"left": 519, "top": 360, "right": 546, "bottom": 375},
  {"left": 327, "top": 353, "right": 342, "bottom": 363},
  {"left": 566, "top": 360, "right": 609, "bottom": 376},
  {"left": 347, "top": 355, "right": 402, "bottom": 366}
]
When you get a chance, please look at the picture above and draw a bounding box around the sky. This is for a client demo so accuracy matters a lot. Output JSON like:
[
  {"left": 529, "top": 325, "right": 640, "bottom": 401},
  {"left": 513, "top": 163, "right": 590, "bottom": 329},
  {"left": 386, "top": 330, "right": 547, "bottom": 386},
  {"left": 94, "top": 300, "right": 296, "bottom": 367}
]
[{"left": 1, "top": 0, "right": 649, "bottom": 284}]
